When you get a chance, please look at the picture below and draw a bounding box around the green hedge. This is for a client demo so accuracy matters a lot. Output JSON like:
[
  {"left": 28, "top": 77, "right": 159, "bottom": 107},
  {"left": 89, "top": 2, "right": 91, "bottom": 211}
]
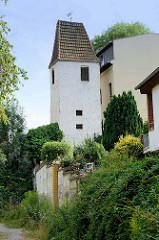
[{"left": 41, "top": 141, "right": 73, "bottom": 162}]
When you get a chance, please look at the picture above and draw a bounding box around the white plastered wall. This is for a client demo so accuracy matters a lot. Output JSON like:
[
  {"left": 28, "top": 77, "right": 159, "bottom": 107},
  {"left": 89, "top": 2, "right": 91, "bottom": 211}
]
[
  {"left": 112, "top": 34, "right": 159, "bottom": 121},
  {"left": 50, "top": 62, "right": 60, "bottom": 123},
  {"left": 148, "top": 84, "right": 159, "bottom": 151},
  {"left": 50, "top": 61, "right": 102, "bottom": 146}
]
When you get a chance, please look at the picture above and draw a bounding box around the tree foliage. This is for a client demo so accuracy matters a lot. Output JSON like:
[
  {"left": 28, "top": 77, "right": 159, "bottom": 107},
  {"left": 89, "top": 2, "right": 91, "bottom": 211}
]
[
  {"left": 0, "top": 103, "right": 33, "bottom": 204},
  {"left": 0, "top": 1, "right": 28, "bottom": 123},
  {"left": 27, "top": 123, "right": 63, "bottom": 165},
  {"left": 92, "top": 21, "right": 151, "bottom": 52},
  {"left": 103, "top": 91, "right": 143, "bottom": 151}
]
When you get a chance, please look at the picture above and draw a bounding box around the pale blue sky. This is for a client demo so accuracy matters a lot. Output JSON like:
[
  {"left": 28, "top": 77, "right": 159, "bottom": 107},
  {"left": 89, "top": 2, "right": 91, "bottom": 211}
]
[{"left": 1, "top": 0, "right": 159, "bottom": 130}]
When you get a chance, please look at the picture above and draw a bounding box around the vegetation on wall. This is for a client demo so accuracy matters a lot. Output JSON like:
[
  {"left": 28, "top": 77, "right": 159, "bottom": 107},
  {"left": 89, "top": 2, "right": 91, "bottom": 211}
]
[
  {"left": 27, "top": 123, "right": 63, "bottom": 165},
  {"left": 103, "top": 91, "right": 143, "bottom": 151},
  {"left": 92, "top": 21, "right": 151, "bottom": 52},
  {"left": 74, "top": 136, "right": 107, "bottom": 166}
]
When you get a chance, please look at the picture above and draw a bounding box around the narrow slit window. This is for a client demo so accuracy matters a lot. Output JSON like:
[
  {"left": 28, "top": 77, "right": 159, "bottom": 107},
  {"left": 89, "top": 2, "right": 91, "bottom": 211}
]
[
  {"left": 109, "top": 83, "right": 112, "bottom": 99},
  {"left": 81, "top": 67, "right": 89, "bottom": 81},
  {"left": 147, "top": 92, "right": 154, "bottom": 130},
  {"left": 76, "top": 124, "right": 83, "bottom": 129},
  {"left": 52, "top": 70, "right": 54, "bottom": 84},
  {"left": 76, "top": 110, "right": 82, "bottom": 116},
  {"left": 100, "top": 89, "right": 102, "bottom": 104}
]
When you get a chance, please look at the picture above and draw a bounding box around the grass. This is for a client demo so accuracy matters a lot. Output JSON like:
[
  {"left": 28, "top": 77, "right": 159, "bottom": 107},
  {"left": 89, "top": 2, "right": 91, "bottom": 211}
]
[{"left": 0, "top": 232, "right": 8, "bottom": 239}]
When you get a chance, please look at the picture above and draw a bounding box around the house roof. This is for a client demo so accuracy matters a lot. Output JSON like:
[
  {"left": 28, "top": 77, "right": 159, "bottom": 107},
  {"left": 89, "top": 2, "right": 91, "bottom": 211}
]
[
  {"left": 135, "top": 67, "right": 159, "bottom": 94},
  {"left": 48, "top": 20, "right": 99, "bottom": 69},
  {"left": 96, "top": 34, "right": 159, "bottom": 57},
  {"left": 96, "top": 41, "right": 113, "bottom": 57}
]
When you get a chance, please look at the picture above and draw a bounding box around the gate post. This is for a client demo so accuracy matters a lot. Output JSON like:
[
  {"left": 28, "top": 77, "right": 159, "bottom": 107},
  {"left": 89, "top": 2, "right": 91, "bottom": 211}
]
[{"left": 52, "top": 162, "right": 60, "bottom": 208}]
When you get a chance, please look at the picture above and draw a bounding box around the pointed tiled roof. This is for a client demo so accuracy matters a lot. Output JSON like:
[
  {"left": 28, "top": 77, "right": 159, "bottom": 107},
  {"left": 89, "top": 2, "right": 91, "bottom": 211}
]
[{"left": 49, "top": 20, "right": 99, "bottom": 68}]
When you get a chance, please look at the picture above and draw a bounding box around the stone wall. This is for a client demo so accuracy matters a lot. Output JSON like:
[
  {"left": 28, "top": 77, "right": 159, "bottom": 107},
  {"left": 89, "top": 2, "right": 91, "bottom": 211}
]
[{"left": 34, "top": 162, "right": 77, "bottom": 206}]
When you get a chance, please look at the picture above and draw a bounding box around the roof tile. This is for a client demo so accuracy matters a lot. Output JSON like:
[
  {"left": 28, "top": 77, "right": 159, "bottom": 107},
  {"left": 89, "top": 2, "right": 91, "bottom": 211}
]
[{"left": 49, "top": 20, "right": 99, "bottom": 68}]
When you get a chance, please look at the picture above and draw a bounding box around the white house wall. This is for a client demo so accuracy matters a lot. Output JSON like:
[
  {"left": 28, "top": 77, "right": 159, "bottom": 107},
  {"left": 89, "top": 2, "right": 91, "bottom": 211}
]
[
  {"left": 50, "top": 62, "right": 60, "bottom": 123},
  {"left": 113, "top": 34, "right": 159, "bottom": 121},
  {"left": 149, "top": 84, "right": 159, "bottom": 151},
  {"left": 50, "top": 61, "right": 102, "bottom": 146}
]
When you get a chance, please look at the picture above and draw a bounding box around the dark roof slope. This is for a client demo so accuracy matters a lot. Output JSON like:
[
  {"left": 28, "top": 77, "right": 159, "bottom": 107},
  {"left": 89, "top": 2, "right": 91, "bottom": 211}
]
[
  {"left": 49, "top": 20, "right": 99, "bottom": 68},
  {"left": 135, "top": 67, "right": 159, "bottom": 94}
]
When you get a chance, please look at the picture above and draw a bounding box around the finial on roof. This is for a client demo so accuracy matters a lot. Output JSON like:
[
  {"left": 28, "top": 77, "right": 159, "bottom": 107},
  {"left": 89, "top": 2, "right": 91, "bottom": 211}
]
[{"left": 66, "top": 11, "right": 73, "bottom": 21}]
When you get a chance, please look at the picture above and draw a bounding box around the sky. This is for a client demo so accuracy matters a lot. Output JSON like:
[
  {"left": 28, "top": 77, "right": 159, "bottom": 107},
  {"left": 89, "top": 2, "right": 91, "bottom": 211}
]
[{"left": 1, "top": 0, "right": 159, "bottom": 130}]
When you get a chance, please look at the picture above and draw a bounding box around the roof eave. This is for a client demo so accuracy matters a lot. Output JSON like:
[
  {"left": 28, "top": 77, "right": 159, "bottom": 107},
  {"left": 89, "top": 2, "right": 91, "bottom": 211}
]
[
  {"left": 100, "top": 61, "right": 113, "bottom": 74},
  {"left": 49, "top": 58, "right": 99, "bottom": 69},
  {"left": 96, "top": 41, "right": 113, "bottom": 56},
  {"left": 135, "top": 67, "right": 159, "bottom": 90}
]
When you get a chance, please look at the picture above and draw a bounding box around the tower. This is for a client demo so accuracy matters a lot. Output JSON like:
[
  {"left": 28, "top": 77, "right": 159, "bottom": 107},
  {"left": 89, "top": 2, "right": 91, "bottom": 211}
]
[{"left": 49, "top": 20, "right": 101, "bottom": 145}]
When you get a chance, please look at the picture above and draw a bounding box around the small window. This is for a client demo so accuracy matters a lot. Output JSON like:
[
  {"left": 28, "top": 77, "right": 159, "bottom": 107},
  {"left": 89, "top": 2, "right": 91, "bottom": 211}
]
[
  {"left": 52, "top": 70, "right": 54, "bottom": 84},
  {"left": 147, "top": 92, "right": 154, "bottom": 130},
  {"left": 81, "top": 67, "right": 89, "bottom": 81},
  {"left": 76, "top": 124, "right": 83, "bottom": 129},
  {"left": 100, "top": 89, "right": 102, "bottom": 104},
  {"left": 109, "top": 83, "right": 112, "bottom": 99},
  {"left": 76, "top": 110, "right": 83, "bottom": 116},
  {"left": 99, "top": 55, "right": 104, "bottom": 67}
]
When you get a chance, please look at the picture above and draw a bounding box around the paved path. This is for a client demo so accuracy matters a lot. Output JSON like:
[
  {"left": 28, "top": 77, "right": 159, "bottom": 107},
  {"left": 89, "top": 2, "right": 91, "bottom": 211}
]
[{"left": 0, "top": 223, "right": 27, "bottom": 240}]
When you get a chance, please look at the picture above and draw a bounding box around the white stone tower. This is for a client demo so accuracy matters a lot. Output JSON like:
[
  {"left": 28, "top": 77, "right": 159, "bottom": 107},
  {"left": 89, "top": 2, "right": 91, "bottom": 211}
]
[{"left": 49, "top": 20, "right": 101, "bottom": 145}]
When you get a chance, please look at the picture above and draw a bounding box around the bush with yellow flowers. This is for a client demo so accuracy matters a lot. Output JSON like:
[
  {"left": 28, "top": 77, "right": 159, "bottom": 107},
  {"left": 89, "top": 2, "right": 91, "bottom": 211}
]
[{"left": 114, "top": 134, "right": 143, "bottom": 159}]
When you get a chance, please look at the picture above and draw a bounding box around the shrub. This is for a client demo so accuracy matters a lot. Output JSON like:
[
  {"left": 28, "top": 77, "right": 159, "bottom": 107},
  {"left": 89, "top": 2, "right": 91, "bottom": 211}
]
[
  {"left": 0, "top": 149, "right": 6, "bottom": 164},
  {"left": 27, "top": 123, "right": 63, "bottom": 164},
  {"left": 0, "top": 190, "right": 53, "bottom": 232},
  {"left": 114, "top": 134, "right": 144, "bottom": 159},
  {"left": 41, "top": 141, "right": 73, "bottom": 162},
  {"left": 19, "top": 191, "right": 52, "bottom": 227},
  {"left": 103, "top": 91, "right": 143, "bottom": 151},
  {"left": 74, "top": 137, "right": 107, "bottom": 165},
  {"left": 47, "top": 157, "right": 159, "bottom": 240}
]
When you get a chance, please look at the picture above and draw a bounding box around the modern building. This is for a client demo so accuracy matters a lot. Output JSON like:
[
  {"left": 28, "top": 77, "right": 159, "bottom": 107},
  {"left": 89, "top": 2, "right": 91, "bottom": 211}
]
[
  {"left": 49, "top": 20, "right": 101, "bottom": 145},
  {"left": 135, "top": 67, "right": 159, "bottom": 152},
  {"left": 96, "top": 34, "right": 159, "bottom": 124}
]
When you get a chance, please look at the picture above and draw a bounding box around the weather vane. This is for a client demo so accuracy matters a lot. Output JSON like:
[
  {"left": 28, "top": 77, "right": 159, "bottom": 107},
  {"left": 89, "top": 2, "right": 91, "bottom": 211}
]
[{"left": 66, "top": 11, "right": 73, "bottom": 22}]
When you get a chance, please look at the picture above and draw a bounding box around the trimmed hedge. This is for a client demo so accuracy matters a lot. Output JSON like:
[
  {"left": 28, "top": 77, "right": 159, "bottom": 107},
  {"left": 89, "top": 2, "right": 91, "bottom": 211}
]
[{"left": 41, "top": 141, "right": 73, "bottom": 162}]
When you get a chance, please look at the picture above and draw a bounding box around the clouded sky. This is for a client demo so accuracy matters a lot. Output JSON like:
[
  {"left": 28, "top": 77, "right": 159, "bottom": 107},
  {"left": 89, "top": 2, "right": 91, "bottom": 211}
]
[{"left": 1, "top": 0, "right": 159, "bottom": 130}]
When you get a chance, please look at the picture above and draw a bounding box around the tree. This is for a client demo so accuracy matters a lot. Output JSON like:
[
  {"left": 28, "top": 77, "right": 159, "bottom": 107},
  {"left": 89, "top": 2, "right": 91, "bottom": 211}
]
[
  {"left": 27, "top": 123, "right": 64, "bottom": 165},
  {"left": 0, "top": 0, "right": 28, "bottom": 123},
  {"left": 0, "top": 103, "right": 33, "bottom": 203},
  {"left": 103, "top": 91, "right": 143, "bottom": 151},
  {"left": 92, "top": 21, "right": 151, "bottom": 52}
]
